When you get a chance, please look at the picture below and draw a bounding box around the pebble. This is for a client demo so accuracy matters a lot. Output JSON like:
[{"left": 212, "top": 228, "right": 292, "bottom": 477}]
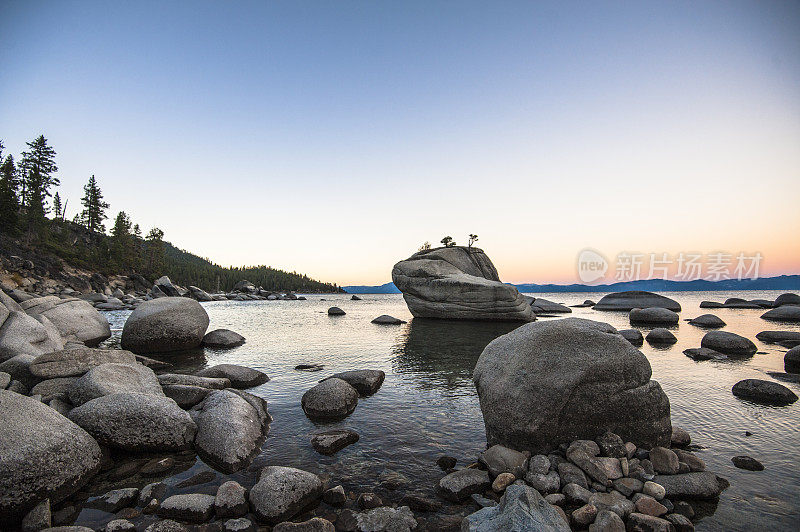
[
  {"left": 572, "top": 503, "right": 598, "bottom": 526},
  {"left": 642, "top": 481, "right": 666, "bottom": 501},
  {"left": 635, "top": 495, "right": 668, "bottom": 517},
  {"left": 491, "top": 472, "right": 516, "bottom": 492}
]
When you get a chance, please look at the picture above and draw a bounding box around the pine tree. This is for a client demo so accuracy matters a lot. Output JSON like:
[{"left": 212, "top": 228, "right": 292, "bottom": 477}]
[
  {"left": 52, "top": 192, "right": 63, "bottom": 220},
  {"left": 79, "top": 174, "right": 109, "bottom": 235},
  {"left": 20, "top": 135, "right": 59, "bottom": 234},
  {"left": 144, "top": 227, "right": 165, "bottom": 278},
  {"left": 0, "top": 148, "right": 20, "bottom": 233},
  {"left": 110, "top": 211, "right": 134, "bottom": 270}
]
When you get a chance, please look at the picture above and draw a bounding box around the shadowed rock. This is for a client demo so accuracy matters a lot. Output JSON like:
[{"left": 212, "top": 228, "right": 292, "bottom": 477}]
[
  {"left": 69, "top": 363, "right": 164, "bottom": 406},
  {"left": 195, "top": 364, "right": 268, "bottom": 389},
  {"left": 201, "top": 330, "right": 245, "bottom": 349},
  {"left": 462, "top": 481, "right": 571, "bottom": 531},
  {"left": 761, "top": 306, "right": 800, "bottom": 323},
  {"left": 325, "top": 369, "right": 385, "bottom": 396},
  {"left": 594, "top": 291, "right": 681, "bottom": 312},
  {"left": 30, "top": 348, "right": 137, "bottom": 379}
]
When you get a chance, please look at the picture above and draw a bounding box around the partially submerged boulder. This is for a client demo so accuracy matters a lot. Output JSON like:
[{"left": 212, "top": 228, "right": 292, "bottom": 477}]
[
  {"left": 20, "top": 296, "right": 110, "bottom": 347},
  {"left": 731, "top": 379, "right": 798, "bottom": 406},
  {"left": 530, "top": 298, "right": 572, "bottom": 314},
  {"left": 391, "top": 246, "right": 532, "bottom": 321},
  {"left": 371, "top": 315, "right": 406, "bottom": 324},
  {"left": 121, "top": 298, "right": 209, "bottom": 354},
  {"left": 0, "top": 390, "right": 102, "bottom": 525},
  {"left": 201, "top": 329, "right": 245, "bottom": 349},
  {"left": 301, "top": 378, "right": 358, "bottom": 420},
  {"left": 326, "top": 369, "right": 385, "bottom": 395},
  {"left": 701, "top": 331, "right": 757, "bottom": 356},
  {"left": 629, "top": 308, "right": 679, "bottom": 326},
  {"left": 311, "top": 429, "right": 359, "bottom": 456},
  {"left": 473, "top": 318, "right": 671, "bottom": 453},
  {"left": 195, "top": 364, "right": 268, "bottom": 389},
  {"left": 593, "top": 291, "right": 681, "bottom": 312},
  {"left": 761, "top": 306, "right": 800, "bottom": 323},
  {"left": 688, "top": 314, "right": 726, "bottom": 328}
]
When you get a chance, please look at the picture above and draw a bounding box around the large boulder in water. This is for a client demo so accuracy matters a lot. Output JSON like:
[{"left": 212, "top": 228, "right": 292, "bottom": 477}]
[
  {"left": 0, "top": 290, "right": 63, "bottom": 363},
  {"left": 593, "top": 291, "right": 681, "bottom": 312},
  {"left": 19, "top": 296, "right": 110, "bottom": 347},
  {"left": 700, "top": 331, "right": 756, "bottom": 356},
  {"left": 0, "top": 390, "right": 102, "bottom": 525},
  {"left": 121, "top": 297, "right": 209, "bottom": 354},
  {"left": 301, "top": 378, "right": 358, "bottom": 420},
  {"left": 391, "top": 246, "right": 532, "bottom": 321},
  {"left": 761, "top": 306, "right": 800, "bottom": 323},
  {"left": 473, "top": 318, "right": 671, "bottom": 453},
  {"left": 629, "top": 307, "right": 679, "bottom": 325},
  {"left": 774, "top": 293, "right": 800, "bottom": 307}
]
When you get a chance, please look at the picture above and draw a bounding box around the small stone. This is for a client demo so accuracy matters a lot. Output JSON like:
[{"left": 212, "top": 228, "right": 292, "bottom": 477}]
[
  {"left": 139, "top": 482, "right": 167, "bottom": 506},
  {"left": 596, "top": 431, "right": 626, "bottom": 458},
  {"left": 665, "top": 513, "right": 695, "bottom": 531},
  {"left": 563, "top": 482, "right": 592, "bottom": 505},
  {"left": 673, "top": 501, "right": 695, "bottom": 519},
  {"left": 311, "top": 429, "right": 359, "bottom": 455},
  {"left": 437, "top": 469, "right": 491, "bottom": 502},
  {"left": 544, "top": 493, "right": 565, "bottom": 506},
  {"left": 567, "top": 439, "right": 600, "bottom": 457},
  {"left": 671, "top": 427, "right": 691, "bottom": 447},
  {"left": 612, "top": 477, "right": 643, "bottom": 497},
  {"left": 401, "top": 494, "right": 441, "bottom": 512},
  {"left": 648, "top": 447, "right": 680, "bottom": 475},
  {"left": 588, "top": 509, "right": 625, "bottom": 532},
  {"left": 635, "top": 495, "right": 668, "bottom": 517},
  {"left": 357, "top": 492, "right": 382, "bottom": 510},
  {"left": 144, "top": 520, "right": 190, "bottom": 532},
  {"left": 479, "top": 444, "right": 528, "bottom": 478},
  {"left": 525, "top": 470, "right": 560, "bottom": 494},
  {"left": 158, "top": 494, "right": 216, "bottom": 523},
  {"left": 731, "top": 455, "right": 764, "bottom": 471},
  {"left": 223, "top": 518, "right": 256, "bottom": 532},
  {"left": 626, "top": 513, "right": 674, "bottom": 532},
  {"left": 89, "top": 488, "right": 140, "bottom": 513},
  {"left": 106, "top": 519, "right": 136, "bottom": 532},
  {"left": 642, "top": 481, "right": 666, "bottom": 500},
  {"left": 491, "top": 472, "right": 516, "bottom": 492},
  {"left": 323, "top": 485, "right": 346, "bottom": 506},
  {"left": 588, "top": 492, "right": 635, "bottom": 519},
  {"left": 215, "top": 481, "right": 248, "bottom": 518},
  {"left": 572, "top": 503, "right": 597, "bottom": 526}
]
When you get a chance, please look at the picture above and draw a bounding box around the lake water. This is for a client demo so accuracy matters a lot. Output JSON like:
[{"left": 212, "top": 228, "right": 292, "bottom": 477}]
[{"left": 90, "top": 291, "right": 799, "bottom": 531}]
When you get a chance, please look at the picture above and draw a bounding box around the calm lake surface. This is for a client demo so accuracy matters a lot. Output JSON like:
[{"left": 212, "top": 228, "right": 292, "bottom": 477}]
[{"left": 96, "top": 291, "right": 799, "bottom": 531}]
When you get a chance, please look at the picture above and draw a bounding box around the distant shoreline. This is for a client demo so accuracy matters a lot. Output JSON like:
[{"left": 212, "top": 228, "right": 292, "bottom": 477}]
[{"left": 344, "top": 275, "right": 800, "bottom": 294}]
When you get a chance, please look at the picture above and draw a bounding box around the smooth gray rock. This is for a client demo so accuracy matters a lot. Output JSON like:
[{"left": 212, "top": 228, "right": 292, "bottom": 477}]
[
  {"left": 223, "top": 518, "right": 256, "bottom": 532},
  {"left": 731, "top": 379, "right": 798, "bottom": 405},
  {"left": 479, "top": 444, "right": 528, "bottom": 478},
  {"left": 530, "top": 298, "right": 572, "bottom": 314},
  {"left": 301, "top": 378, "right": 358, "bottom": 419},
  {"left": 158, "top": 494, "right": 216, "bottom": 523},
  {"left": 162, "top": 384, "right": 211, "bottom": 408},
  {"left": 688, "top": 314, "right": 726, "bottom": 328},
  {"left": 69, "top": 363, "right": 164, "bottom": 406},
  {"left": 652, "top": 472, "right": 727, "bottom": 499},
  {"left": 785, "top": 346, "right": 800, "bottom": 373},
  {"left": 473, "top": 318, "right": 671, "bottom": 454},
  {"left": 311, "top": 429, "right": 359, "bottom": 455},
  {"left": 20, "top": 296, "right": 110, "bottom": 347},
  {"left": 391, "top": 246, "right": 533, "bottom": 321},
  {"left": 774, "top": 293, "right": 800, "bottom": 306},
  {"left": 461, "top": 481, "right": 570, "bottom": 531},
  {"left": 215, "top": 481, "right": 248, "bottom": 518},
  {"left": 327, "top": 307, "right": 346, "bottom": 316},
  {"left": 121, "top": 297, "right": 209, "bottom": 354},
  {"left": 438, "top": 469, "right": 491, "bottom": 502},
  {"left": 157, "top": 373, "right": 230, "bottom": 389},
  {"left": 645, "top": 328, "right": 677, "bottom": 345},
  {"left": 371, "top": 315, "right": 406, "bottom": 324},
  {"left": 30, "top": 377, "right": 77, "bottom": 402},
  {"left": 0, "top": 290, "right": 63, "bottom": 363},
  {"left": 201, "top": 329, "right": 245, "bottom": 349},
  {"left": 701, "top": 331, "right": 757, "bottom": 356},
  {"left": 248, "top": 466, "right": 323, "bottom": 524},
  {"left": 354, "top": 507, "right": 416, "bottom": 532},
  {"left": 756, "top": 330, "right": 800, "bottom": 346},
  {"left": 193, "top": 389, "right": 268, "bottom": 473},
  {"left": 0, "top": 390, "right": 101, "bottom": 525},
  {"left": 195, "top": 364, "right": 268, "bottom": 388},
  {"left": 618, "top": 329, "right": 644, "bottom": 347},
  {"left": 68, "top": 392, "right": 196, "bottom": 451},
  {"left": 629, "top": 308, "right": 679, "bottom": 326},
  {"left": 594, "top": 291, "right": 681, "bottom": 312},
  {"left": 683, "top": 348, "right": 727, "bottom": 361},
  {"left": 29, "top": 348, "right": 137, "bottom": 379},
  {"left": 761, "top": 306, "right": 800, "bottom": 322},
  {"left": 326, "top": 369, "right": 385, "bottom": 395},
  {"left": 273, "top": 518, "right": 336, "bottom": 532}
]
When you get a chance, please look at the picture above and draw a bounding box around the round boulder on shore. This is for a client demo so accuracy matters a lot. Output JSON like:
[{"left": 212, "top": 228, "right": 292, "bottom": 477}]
[
  {"left": 202, "top": 329, "right": 245, "bottom": 349},
  {"left": 121, "top": 297, "right": 209, "bottom": 354},
  {"left": 701, "top": 331, "right": 757, "bottom": 356},
  {"left": 732, "top": 379, "right": 798, "bottom": 406},
  {"left": 688, "top": 314, "right": 726, "bottom": 328},
  {"left": 301, "top": 378, "right": 358, "bottom": 420},
  {"left": 0, "top": 390, "right": 102, "bottom": 525},
  {"left": 248, "top": 466, "right": 323, "bottom": 524},
  {"left": 20, "top": 296, "right": 111, "bottom": 347},
  {"left": 645, "top": 328, "right": 677, "bottom": 345},
  {"left": 761, "top": 306, "right": 800, "bottom": 323},
  {"left": 629, "top": 307, "right": 679, "bottom": 326},
  {"left": 593, "top": 291, "right": 681, "bottom": 312},
  {"left": 473, "top": 318, "right": 672, "bottom": 454}
]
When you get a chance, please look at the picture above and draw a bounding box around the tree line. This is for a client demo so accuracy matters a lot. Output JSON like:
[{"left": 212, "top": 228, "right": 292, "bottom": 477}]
[{"left": 0, "top": 135, "right": 340, "bottom": 293}]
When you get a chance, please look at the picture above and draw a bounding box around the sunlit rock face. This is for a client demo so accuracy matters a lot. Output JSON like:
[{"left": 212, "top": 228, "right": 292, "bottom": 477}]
[{"left": 391, "top": 246, "right": 533, "bottom": 322}]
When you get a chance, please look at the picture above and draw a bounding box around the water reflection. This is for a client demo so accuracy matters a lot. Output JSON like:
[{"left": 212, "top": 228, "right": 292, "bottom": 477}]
[{"left": 390, "top": 318, "right": 521, "bottom": 393}]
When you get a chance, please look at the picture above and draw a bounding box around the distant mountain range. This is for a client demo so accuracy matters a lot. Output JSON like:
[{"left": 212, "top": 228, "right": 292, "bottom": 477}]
[{"left": 343, "top": 275, "right": 800, "bottom": 294}]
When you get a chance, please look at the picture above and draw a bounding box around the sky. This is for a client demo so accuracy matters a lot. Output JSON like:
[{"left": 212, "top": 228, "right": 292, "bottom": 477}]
[{"left": 1, "top": 1, "right": 799, "bottom": 286}]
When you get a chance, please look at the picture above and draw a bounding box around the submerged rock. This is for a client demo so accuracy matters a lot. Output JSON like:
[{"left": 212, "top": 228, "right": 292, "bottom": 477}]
[
  {"left": 683, "top": 348, "right": 727, "bottom": 361},
  {"left": 391, "top": 246, "right": 533, "bottom": 321},
  {"left": 756, "top": 330, "right": 800, "bottom": 346},
  {"left": 311, "top": 429, "right": 359, "bottom": 455},
  {"left": 618, "top": 329, "right": 644, "bottom": 347},
  {"left": 195, "top": 364, "right": 268, "bottom": 388},
  {"left": 327, "top": 307, "right": 346, "bottom": 316},
  {"left": 462, "top": 481, "right": 570, "bottom": 531},
  {"left": 593, "top": 291, "right": 681, "bottom": 312},
  {"left": 761, "top": 306, "right": 800, "bottom": 323},
  {"left": 731, "top": 455, "right": 764, "bottom": 471},
  {"left": 731, "top": 379, "right": 798, "bottom": 405},
  {"left": 701, "top": 331, "right": 757, "bottom": 356},
  {"left": 121, "top": 297, "right": 209, "bottom": 354},
  {"left": 0, "top": 390, "right": 102, "bottom": 525},
  {"left": 371, "top": 315, "right": 406, "bottom": 324},
  {"left": 354, "top": 506, "right": 416, "bottom": 532},
  {"left": 530, "top": 298, "right": 572, "bottom": 314},
  {"left": 201, "top": 329, "right": 245, "bottom": 349},
  {"left": 301, "top": 378, "right": 358, "bottom": 419},
  {"left": 158, "top": 494, "right": 216, "bottom": 523},
  {"left": 645, "top": 328, "right": 677, "bottom": 345},
  {"left": 248, "top": 466, "right": 323, "bottom": 524},
  {"left": 687, "top": 314, "right": 726, "bottom": 328},
  {"left": 473, "top": 318, "right": 671, "bottom": 453}
]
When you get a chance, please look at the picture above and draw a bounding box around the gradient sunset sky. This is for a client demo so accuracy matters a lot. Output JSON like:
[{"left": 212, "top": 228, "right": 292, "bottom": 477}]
[{"left": 2, "top": 1, "right": 799, "bottom": 286}]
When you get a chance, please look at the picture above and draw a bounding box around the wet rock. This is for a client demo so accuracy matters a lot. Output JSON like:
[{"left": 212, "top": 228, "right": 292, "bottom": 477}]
[
  {"left": 653, "top": 472, "right": 726, "bottom": 499},
  {"left": 88, "top": 488, "right": 139, "bottom": 512},
  {"left": 761, "top": 306, "right": 800, "bottom": 323},
  {"left": 139, "top": 482, "right": 167, "bottom": 506},
  {"left": 588, "top": 510, "right": 625, "bottom": 532},
  {"left": 295, "top": 364, "right": 324, "bottom": 372},
  {"left": 701, "top": 331, "right": 757, "bottom": 356},
  {"left": 157, "top": 373, "right": 230, "bottom": 389},
  {"left": 140, "top": 457, "right": 174, "bottom": 476},
  {"left": 665, "top": 513, "right": 694, "bottom": 531},
  {"left": 461, "top": 481, "right": 570, "bottom": 531},
  {"left": 437, "top": 456, "right": 457, "bottom": 470},
  {"left": 121, "top": 297, "right": 209, "bottom": 354},
  {"left": 673, "top": 449, "right": 704, "bottom": 472},
  {"left": 618, "top": 329, "right": 644, "bottom": 347},
  {"left": 531, "top": 298, "right": 572, "bottom": 314},
  {"left": 756, "top": 330, "right": 800, "bottom": 346},
  {"left": 326, "top": 369, "right": 385, "bottom": 396},
  {"left": 645, "top": 328, "right": 677, "bottom": 345},
  {"left": 683, "top": 348, "right": 727, "bottom": 361},
  {"left": 731, "top": 378, "right": 798, "bottom": 405},
  {"left": 273, "top": 518, "right": 335, "bottom": 532},
  {"left": 0, "top": 390, "right": 101, "bottom": 524},
  {"left": 215, "top": 481, "right": 248, "bottom": 518},
  {"left": 731, "top": 455, "right": 764, "bottom": 471},
  {"left": 401, "top": 494, "right": 441, "bottom": 512},
  {"left": 176, "top": 470, "right": 216, "bottom": 489},
  {"left": 248, "top": 466, "right": 323, "bottom": 524},
  {"left": 195, "top": 364, "right": 268, "bottom": 389},
  {"left": 594, "top": 292, "right": 681, "bottom": 312},
  {"left": 322, "top": 485, "right": 346, "bottom": 506},
  {"left": 355, "top": 506, "right": 416, "bottom": 532},
  {"left": 29, "top": 348, "right": 136, "bottom": 380},
  {"left": 158, "top": 494, "right": 216, "bottom": 523},
  {"left": 649, "top": 447, "right": 680, "bottom": 475},
  {"left": 479, "top": 444, "right": 528, "bottom": 478},
  {"left": 162, "top": 384, "right": 211, "bottom": 408},
  {"left": 105, "top": 519, "right": 136, "bottom": 532},
  {"left": 327, "top": 307, "right": 345, "bottom": 316},
  {"left": 438, "top": 469, "right": 491, "bottom": 502},
  {"left": 630, "top": 308, "right": 679, "bottom": 326},
  {"left": 69, "top": 362, "right": 164, "bottom": 406},
  {"left": 68, "top": 392, "right": 196, "bottom": 451},
  {"left": 301, "top": 378, "right": 358, "bottom": 420},
  {"left": 21, "top": 498, "right": 51, "bottom": 532},
  {"left": 687, "top": 314, "right": 725, "bottom": 328},
  {"left": 473, "top": 318, "right": 672, "bottom": 454},
  {"left": 371, "top": 315, "right": 406, "bottom": 324},
  {"left": 201, "top": 329, "right": 245, "bottom": 349},
  {"left": 311, "top": 429, "right": 359, "bottom": 455}
]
